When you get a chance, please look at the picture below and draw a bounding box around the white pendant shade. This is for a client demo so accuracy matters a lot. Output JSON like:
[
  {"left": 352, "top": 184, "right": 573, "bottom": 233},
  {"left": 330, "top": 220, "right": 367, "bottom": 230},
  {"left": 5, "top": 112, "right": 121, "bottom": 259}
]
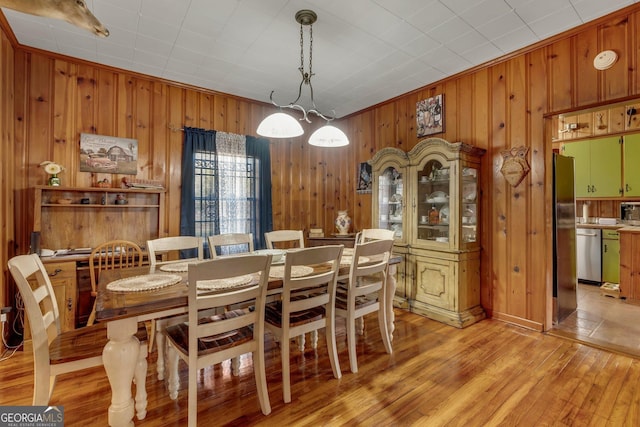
[
  {"left": 257, "top": 112, "right": 304, "bottom": 138},
  {"left": 308, "top": 125, "right": 349, "bottom": 147}
]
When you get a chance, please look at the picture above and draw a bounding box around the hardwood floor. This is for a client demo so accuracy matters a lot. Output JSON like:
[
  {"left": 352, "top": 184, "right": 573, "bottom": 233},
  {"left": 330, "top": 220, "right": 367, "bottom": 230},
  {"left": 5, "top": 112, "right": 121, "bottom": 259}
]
[
  {"left": 2, "top": 309, "right": 640, "bottom": 426},
  {"left": 551, "top": 283, "right": 640, "bottom": 358}
]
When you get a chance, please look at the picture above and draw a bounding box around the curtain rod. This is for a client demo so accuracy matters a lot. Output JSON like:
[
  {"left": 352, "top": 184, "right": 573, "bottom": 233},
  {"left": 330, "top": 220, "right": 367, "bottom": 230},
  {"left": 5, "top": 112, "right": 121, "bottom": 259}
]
[{"left": 168, "top": 124, "right": 184, "bottom": 132}]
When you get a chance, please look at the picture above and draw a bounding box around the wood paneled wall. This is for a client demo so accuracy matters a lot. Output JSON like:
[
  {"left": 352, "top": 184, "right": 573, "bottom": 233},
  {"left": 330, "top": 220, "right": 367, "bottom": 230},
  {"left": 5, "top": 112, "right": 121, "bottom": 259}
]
[
  {"left": 0, "top": 25, "right": 15, "bottom": 321},
  {"left": 3, "top": 4, "right": 640, "bottom": 333}
]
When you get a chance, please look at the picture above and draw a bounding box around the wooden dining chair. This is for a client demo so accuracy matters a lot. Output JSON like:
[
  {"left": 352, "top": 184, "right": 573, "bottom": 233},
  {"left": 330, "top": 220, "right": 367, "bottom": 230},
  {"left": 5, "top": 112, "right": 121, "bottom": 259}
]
[
  {"left": 146, "top": 235, "right": 205, "bottom": 378},
  {"left": 86, "top": 239, "right": 144, "bottom": 326},
  {"left": 164, "top": 255, "right": 273, "bottom": 426},
  {"left": 356, "top": 228, "right": 395, "bottom": 243},
  {"left": 208, "top": 233, "right": 254, "bottom": 258},
  {"left": 146, "top": 236, "right": 204, "bottom": 267},
  {"left": 265, "top": 230, "right": 305, "bottom": 250},
  {"left": 264, "top": 245, "right": 343, "bottom": 403},
  {"left": 8, "top": 253, "right": 148, "bottom": 414},
  {"left": 335, "top": 239, "right": 394, "bottom": 373}
]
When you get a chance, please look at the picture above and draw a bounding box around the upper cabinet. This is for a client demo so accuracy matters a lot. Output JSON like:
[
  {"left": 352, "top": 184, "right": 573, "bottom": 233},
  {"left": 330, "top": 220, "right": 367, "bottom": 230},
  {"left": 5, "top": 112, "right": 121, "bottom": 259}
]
[
  {"left": 369, "top": 138, "right": 486, "bottom": 328},
  {"left": 623, "top": 134, "right": 640, "bottom": 197},
  {"left": 407, "top": 140, "right": 483, "bottom": 251},
  {"left": 561, "top": 136, "right": 621, "bottom": 198},
  {"left": 560, "top": 134, "right": 640, "bottom": 199},
  {"left": 370, "top": 148, "right": 407, "bottom": 243}
]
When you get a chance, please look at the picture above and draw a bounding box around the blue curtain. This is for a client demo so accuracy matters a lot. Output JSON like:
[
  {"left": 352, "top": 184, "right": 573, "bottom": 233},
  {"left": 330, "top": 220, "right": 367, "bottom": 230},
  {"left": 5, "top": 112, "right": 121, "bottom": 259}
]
[
  {"left": 180, "top": 127, "right": 272, "bottom": 253},
  {"left": 247, "top": 135, "right": 273, "bottom": 249}
]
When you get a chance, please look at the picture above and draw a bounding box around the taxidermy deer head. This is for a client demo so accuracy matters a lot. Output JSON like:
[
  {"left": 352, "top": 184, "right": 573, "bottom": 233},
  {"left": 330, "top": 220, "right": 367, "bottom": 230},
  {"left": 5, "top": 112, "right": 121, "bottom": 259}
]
[{"left": 0, "top": 0, "right": 109, "bottom": 37}]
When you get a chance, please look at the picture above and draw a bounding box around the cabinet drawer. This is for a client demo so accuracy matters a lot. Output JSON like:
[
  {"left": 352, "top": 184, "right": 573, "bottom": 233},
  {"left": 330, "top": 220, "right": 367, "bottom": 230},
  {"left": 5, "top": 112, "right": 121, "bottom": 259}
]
[{"left": 44, "top": 261, "right": 76, "bottom": 280}]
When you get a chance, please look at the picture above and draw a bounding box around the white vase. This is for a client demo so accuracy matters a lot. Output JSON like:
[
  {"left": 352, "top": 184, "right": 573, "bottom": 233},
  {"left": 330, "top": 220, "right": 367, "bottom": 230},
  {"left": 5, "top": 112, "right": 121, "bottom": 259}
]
[{"left": 335, "top": 210, "right": 351, "bottom": 235}]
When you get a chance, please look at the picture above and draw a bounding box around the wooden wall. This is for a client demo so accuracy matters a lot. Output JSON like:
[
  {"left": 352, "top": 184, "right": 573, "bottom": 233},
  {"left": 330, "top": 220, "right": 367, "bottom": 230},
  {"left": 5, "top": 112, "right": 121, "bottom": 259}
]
[
  {"left": 0, "top": 23, "right": 15, "bottom": 322},
  {"left": 3, "top": 4, "right": 640, "bottom": 333}
]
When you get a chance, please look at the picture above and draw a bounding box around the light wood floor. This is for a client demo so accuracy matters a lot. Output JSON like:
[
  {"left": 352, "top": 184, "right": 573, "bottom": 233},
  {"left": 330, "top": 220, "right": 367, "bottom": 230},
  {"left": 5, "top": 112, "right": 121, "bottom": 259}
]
[
  {"left": 551, "top": 283, "right": 640, "bottom": 358},
  {"left": 2, "top": 309, "right": 640, "bottom": 426}
]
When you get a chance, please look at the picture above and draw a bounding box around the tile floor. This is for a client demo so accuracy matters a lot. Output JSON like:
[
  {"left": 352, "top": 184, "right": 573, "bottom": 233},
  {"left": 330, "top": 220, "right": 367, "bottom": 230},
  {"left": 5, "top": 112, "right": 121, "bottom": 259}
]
[{"left": 550, "top": 283, "right": 640, "bottom": 358}]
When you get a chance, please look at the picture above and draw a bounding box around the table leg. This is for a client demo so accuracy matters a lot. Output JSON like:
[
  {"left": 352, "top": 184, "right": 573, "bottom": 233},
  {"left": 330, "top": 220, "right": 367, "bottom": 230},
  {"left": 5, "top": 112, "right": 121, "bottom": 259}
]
[
  {"left": 156, "top": 329, "right": 166, "bottom": 380},
  {"left": 103, "top": 318, "right": 139, "bottom": 427},
  {"left": 386, "top": 263, "right": 397, "bottom": 342}
]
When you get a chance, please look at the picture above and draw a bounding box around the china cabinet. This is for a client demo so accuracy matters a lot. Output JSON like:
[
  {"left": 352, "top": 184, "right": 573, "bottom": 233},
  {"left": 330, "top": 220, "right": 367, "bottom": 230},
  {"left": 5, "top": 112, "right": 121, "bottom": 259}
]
[{"left": 369, "top": 138, "right": 486, "bottom": 327}]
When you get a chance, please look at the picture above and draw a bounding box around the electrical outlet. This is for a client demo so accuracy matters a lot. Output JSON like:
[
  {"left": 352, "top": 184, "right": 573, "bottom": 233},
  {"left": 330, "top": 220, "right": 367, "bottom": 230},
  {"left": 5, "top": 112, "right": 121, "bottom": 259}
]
[{"left": 1, "top": 307, "right": 11, "bottom": 322}]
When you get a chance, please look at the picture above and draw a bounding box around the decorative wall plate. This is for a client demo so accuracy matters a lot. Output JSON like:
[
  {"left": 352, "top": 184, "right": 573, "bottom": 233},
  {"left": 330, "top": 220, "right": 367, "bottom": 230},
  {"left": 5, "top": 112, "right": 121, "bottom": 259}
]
[{"left": 500, "top": 146, "right": 530, "bottom": 187}]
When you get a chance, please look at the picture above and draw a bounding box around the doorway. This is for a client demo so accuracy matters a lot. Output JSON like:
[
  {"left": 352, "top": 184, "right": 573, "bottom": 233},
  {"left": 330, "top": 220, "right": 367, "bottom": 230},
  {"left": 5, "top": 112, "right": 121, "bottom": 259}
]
[{"left": 550, "top": 282, "right": 640, "bottom": 358}]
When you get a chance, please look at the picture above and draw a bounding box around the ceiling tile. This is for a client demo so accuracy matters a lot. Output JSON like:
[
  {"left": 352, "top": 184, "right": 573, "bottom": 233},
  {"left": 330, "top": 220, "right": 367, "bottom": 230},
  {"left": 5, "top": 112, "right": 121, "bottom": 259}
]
[
  {"left": 0, "top": 0, "right": 635, "bottom": 118},
  {"left": 528, "top": 5, "right": 582, "bottom": 39}
]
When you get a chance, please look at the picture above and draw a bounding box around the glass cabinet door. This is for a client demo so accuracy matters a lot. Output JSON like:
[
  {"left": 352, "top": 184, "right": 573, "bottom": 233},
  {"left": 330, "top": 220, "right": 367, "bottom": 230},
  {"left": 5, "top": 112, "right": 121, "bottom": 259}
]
[
  {"left": 417, "top": 159, "right": 450, "bottom": 243},
  {"left": 461, "top": 166, "right": 478, "bottom": 243},
  {"left": 377, "top": 166, "right": 403, "bottom": 239}
]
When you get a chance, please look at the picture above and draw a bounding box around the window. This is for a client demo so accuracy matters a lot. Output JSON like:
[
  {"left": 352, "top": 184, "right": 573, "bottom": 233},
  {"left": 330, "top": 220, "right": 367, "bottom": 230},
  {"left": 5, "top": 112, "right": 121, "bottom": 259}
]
[
  {"left": 181, "top": 128, "right": 272, "bottom": 255},
  {"left": 193, "top": 151, "right": 254, "bottom": 237}
]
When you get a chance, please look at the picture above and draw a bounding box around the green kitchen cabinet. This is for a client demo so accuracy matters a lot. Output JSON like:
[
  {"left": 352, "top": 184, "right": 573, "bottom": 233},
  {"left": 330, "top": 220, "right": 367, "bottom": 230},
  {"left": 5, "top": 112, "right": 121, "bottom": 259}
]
[
  {"left": 562, "top": 140, "right": 590, "bottom": 198},
  {"left": 562, "top": 136, "right": 622, "bottom": 198},
  {"left": 602, "top": 230, "right": 620, "bottom": 284},
  {"left": 623, "top": 134, "right": 640, "bottom": 197}
]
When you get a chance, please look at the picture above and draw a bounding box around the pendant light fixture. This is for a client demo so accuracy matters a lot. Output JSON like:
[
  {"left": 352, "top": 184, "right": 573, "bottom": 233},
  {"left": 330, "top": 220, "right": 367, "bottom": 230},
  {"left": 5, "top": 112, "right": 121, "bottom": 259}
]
[{"left": 256, "top": 10, "right": 349, "bottom": 147}]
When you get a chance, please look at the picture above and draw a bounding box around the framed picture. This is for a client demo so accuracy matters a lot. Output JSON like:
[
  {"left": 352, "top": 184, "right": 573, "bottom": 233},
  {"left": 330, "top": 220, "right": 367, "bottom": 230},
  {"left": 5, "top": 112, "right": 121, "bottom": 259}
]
[
  {"left": 79, "top": 133, "right": 138, "bottom": 175},
  {"left": 417, "top": 94, "right": 444, "bottom": 137},
  {"left": 357, "top": 162, "right": 372, "bottom": 194}
]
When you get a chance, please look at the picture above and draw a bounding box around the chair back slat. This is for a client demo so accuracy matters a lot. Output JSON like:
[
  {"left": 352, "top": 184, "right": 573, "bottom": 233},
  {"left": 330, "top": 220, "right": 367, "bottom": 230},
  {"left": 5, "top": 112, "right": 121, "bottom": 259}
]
[
  {"left": 8, "top": 254, "right": 60, "bottom": 354},
  {"left": 265, "top": 230, "right": 304, "bottom": 249},
  {"left": 208, "top": 233, "right": 254, "bottom": 258},
  {"left": 356, "top": 228, "right": 395, "bottom": 243},
  {"left": 147, "top": 236, "right": 204, "bottom": 267}
]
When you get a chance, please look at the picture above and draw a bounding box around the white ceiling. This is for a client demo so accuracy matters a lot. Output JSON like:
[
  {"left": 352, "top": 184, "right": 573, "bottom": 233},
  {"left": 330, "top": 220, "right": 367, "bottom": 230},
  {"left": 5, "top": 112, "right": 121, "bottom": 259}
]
[{"left": 2, "top": 0, "right": 638, "bottom": 118}]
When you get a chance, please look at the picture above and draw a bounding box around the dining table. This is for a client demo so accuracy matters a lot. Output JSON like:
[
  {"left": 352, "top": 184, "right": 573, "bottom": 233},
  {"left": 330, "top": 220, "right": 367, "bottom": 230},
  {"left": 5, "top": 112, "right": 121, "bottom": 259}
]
[{"left": 95, "top": 249, "right": 401, "bottom": 427}]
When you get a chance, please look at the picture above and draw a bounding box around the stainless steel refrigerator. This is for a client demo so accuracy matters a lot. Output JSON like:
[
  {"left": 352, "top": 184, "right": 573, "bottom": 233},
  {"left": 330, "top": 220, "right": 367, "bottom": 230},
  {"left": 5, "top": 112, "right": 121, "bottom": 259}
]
[{"left": 553, "top": 153, "right": 577, "bottom": 323}]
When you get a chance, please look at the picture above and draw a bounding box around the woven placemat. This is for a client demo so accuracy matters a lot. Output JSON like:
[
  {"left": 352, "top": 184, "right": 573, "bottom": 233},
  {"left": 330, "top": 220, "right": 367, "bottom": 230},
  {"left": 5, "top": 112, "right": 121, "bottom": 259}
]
[
  {"left": 106, "top": 274, "right": 182, "bottom": 292},
  {"left": 269, "top": 265, "right": 314, "bottom": 279},
  {"left": 197, "top": 274, "right": 253, "bottom": 291},
  {"left": 159, "top": 260, "right": 203, "bottom": 272},
  {"left": 340, "top": 256, "right": 370, "bottom": 266}
]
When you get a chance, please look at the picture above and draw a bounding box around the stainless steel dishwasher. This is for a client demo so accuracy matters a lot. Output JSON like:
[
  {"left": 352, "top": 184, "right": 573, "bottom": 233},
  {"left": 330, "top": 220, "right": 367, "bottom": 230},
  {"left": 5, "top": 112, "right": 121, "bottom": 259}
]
[{"left": 576, "top": 227, "right": 601, "bottom": 283}]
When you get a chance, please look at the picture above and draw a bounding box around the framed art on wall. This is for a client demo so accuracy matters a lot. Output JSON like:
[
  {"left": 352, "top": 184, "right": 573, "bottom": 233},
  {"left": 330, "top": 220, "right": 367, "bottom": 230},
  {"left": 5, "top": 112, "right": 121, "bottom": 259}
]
[
  {"left": 79, "top": 133, "right": 138, "bottom": 174},
  {"left": 417, "top": 94, "right": 444, "bottom": 137},
  {"left": 357, "top": 162, "right": 372, "bottom": 193}
]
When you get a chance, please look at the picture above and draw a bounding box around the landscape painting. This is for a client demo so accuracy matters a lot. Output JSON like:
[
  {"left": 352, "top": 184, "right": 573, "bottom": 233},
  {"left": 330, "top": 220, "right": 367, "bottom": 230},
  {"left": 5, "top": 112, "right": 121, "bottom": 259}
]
[{"left": 79, "top": 133, "right": 138, "bottom": 175}]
